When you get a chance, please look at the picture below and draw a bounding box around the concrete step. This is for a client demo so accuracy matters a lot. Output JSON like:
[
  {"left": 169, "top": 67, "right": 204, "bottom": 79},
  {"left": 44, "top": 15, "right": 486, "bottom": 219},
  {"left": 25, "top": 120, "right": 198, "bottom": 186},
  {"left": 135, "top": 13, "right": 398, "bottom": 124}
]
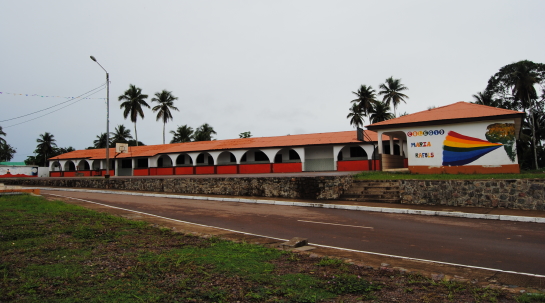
[{"left": 341, "top": 180, "right": 402, "bottom": 204}]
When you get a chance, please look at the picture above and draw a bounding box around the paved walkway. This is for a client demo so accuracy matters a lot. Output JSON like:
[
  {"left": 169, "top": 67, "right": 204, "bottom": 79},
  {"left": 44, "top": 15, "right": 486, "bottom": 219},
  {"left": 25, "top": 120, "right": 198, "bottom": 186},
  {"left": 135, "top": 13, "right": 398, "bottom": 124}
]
[{"left": 28, "top": 186, "right": 545, "bottom": 223}]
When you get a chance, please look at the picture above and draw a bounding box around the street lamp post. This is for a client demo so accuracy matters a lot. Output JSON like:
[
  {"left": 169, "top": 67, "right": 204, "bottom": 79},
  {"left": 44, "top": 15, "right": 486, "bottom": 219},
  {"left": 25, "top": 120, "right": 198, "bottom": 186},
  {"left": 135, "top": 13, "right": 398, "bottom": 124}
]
[{"left": 90, "top": 56, "right": 111, "bottom": 178}]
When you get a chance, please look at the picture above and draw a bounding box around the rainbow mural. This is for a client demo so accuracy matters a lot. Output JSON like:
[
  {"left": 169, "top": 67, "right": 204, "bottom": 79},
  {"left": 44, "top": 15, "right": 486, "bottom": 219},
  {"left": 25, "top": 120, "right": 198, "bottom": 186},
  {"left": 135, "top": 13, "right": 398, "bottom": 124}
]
[{"left": 442, "top": 131, "right": 503, "bottom": 166}]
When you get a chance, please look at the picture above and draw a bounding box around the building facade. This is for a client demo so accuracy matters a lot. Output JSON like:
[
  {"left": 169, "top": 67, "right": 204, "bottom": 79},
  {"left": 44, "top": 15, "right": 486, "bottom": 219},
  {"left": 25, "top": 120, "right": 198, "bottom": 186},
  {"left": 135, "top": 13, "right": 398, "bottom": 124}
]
[{"left": 48, "top": 130, "right": 403, "bottom": 177}]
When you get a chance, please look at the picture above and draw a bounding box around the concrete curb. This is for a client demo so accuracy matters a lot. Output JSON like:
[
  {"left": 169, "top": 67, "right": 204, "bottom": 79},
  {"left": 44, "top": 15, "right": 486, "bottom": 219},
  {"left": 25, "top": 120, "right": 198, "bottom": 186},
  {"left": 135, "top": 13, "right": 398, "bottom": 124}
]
[{"left": 34, "top": 187, "right": 545, "bottom": 224}]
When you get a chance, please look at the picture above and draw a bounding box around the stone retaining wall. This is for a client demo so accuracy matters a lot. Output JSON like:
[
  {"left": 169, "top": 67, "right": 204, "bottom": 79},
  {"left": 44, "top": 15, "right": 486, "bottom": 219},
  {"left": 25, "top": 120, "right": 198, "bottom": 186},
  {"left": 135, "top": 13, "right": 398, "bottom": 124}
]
[
  {"left": 400, "top": 179, "right": 545, "bottom": 210},
  {"left": 1, "top": 176, "right": 354, "bottom": 200}
]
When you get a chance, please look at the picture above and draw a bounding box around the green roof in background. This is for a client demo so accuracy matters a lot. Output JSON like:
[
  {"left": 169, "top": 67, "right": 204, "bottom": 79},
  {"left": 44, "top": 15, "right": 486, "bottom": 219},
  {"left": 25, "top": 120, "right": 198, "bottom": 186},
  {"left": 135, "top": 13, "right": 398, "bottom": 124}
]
[{"left": 0, "top": 162, "right": 27, "bottom": 166}]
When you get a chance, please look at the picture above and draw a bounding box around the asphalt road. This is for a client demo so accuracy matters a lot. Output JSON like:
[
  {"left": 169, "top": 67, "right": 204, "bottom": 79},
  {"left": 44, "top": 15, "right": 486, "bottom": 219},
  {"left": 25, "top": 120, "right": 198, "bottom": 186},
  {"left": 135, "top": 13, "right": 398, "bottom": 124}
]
[{"left": 44, "top": 190, "right": 545, "bottom": 276}]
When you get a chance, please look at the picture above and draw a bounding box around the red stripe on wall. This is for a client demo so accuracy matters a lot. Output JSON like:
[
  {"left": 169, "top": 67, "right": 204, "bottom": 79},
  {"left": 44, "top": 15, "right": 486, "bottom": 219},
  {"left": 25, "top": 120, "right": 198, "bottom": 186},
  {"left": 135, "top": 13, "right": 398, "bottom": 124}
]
[
  {"left": 337, "top": 160, "right": 369, "bottom": 171},
  {"left": 133, "top": 168, "right": 149, "bottom": 176},
  {"left": 217, "top": 165, "right": 237, "bottom": 174},
  {"left": 156, "top": 167, "right": 174, "bottom": 175},
  {"left": 239, "top": 164, "right": 271, "bottom": 174},
  {"left": 273, "top": 163, "right": 302, "bottom": 173},
  {"left": 195, "top": 166, "right": 215, "bottom": 175},
  {"left": 175, "top": 166, "right": 194, "bottom": 175}
]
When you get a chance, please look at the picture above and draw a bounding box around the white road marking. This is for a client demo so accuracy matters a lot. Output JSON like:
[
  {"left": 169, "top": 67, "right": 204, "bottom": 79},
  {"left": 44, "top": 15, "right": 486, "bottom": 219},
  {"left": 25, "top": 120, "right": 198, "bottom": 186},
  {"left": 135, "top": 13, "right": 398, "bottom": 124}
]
[
  {"left": 44, "top": 192, "right": 545, "bottom": 278},
  {"left": 298, "top": 220, "right": 374, "bottom": 229}
]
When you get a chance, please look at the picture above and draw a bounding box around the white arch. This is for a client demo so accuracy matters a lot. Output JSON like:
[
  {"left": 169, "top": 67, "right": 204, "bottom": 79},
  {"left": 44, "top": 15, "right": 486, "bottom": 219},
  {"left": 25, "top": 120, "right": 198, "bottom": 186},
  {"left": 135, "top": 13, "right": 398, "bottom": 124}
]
[{"left": 64, "top": 160, "right": 76, "bottom": 171}]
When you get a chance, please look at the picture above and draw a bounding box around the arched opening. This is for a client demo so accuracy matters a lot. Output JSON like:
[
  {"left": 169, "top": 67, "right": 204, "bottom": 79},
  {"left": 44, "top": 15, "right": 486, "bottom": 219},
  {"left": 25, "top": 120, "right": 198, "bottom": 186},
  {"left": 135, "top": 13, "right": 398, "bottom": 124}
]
[
  {"left": 274, "top": 148, "right": 301, "bottom": 163},
  {"left": 217, "top": 151, "right": 236, "bottom": 165},
  {"left": 196, "top": 152, "right": 214, "bottom": 166},
  {"left": 175, "top": 154, "right": 193, "bottom": 166},
  {"left": 64, "top": 161, "right": 76, "bottom": 171},
  {"left": 77, "top": 160, "right": 90, "bottom": 171},
  {"left": 336, "top": 145, "right": 368, "bottom": 161},
  {"left": 51, "top": 162, "right": 62, "bottom": 171},
  {"left": 92, "top": 160, "right": 101, "bottom": 170},
  {"left": 157, "top": 155, "right": 173, "bottom": 167},
  {"left": 240, "top": 149, "right": 270, "bottom": 164}
]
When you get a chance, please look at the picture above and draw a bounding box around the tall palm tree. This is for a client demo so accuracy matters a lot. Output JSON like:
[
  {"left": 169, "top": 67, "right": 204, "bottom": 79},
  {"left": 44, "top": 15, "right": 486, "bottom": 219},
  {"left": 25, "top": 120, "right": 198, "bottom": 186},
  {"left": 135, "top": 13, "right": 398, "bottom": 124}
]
[
  {"left": 193, "top": 123, "right": 217, "bottom": 141},
  {"left": 93, "top": 133, "right": 111, "bottom": 149},
  {"left": 170, "top": 125, "right": 194, "bottom": 143},
  {"left": 152, "top": 90, "right": 179, "bottom": 144},
  {"left": 0, "top": 126, "right": 6, "bottom": 145},
  {"left": 509, "top": 62, "right": 540, "bottom": 169},
  {"left": 378, "top": 76, "right": 409, "bottom": 117},
  {"left": 111, "top": 124, "right": 133, "bottom": 144},
  {"left": 36, "top": 132, "right": 57, "bottom": 166},
  {"left": 369, "top": 101, "right": 394, "bottom": 124},
  {"left": 118, "top": 84, "right": 149, "bottom": 146},
  {"left": 351, "top": 84, "right": 377, "bottom": 118},
  {"left": 472, "top": 90, "right": 499, "bottom": 107},
  {"left": 346, "top": 103, "right": 364, "bottom": 129}
]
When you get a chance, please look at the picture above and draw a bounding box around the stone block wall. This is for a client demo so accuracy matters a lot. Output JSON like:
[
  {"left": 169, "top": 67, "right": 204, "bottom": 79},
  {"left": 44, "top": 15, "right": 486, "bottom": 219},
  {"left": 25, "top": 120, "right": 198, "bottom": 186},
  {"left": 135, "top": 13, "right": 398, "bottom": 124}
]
[
  {"left": 400, "top": 179, "right": 545, "bottom": 210},
  {"left": 1, "top": 176, "right": 354, "bottom": 200}
]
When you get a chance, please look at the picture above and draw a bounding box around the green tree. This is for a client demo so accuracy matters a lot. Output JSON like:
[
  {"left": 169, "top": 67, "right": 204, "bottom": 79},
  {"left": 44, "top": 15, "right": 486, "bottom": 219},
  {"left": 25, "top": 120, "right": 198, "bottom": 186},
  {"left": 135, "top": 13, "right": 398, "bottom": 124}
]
[
  {"left": 193, "top": 123, "right": 217, "bottom": 141},
  {"left": 346, "top": 103, "right": 364, "bottom": 129},
  {"left": 0, "top": 142, "right": 16, "bottom": 162},
  {"left": 152, "top": 90, "right": 179, "bottom": 144},
  {"left": 36, "top": 132, "right": 57, "bottom": 166},
  {"left": 0, "top": 126, "right": 6, "bottom": 145},
  {"left": 486, "top": 60, "right": 545, "bottom": 169},
  {"left": 127, "top": 139, "right": 145, "bottom": 146},
  {"left": 472, "top": 90, "right": 500, "bottom": 107},
  {"left": 111, "top": 124, "right": 133, "bottom": 145},
  {"left": 239, "top": 131, "right": 252, "bottom": 138},
  {"left": 170, "top": 125, "right": 194, "bottom": 143},
  {"left": 93, "top": 133, "right": 111, "bottom": 149},
  {"left": 351, "top": 85, "right": 377, "bottom": 119},
  {"left": 118, "top": 84, "right": 149, "bottom": 146},
  {"left": 378, "top": 76, "right": 409, "bottom": 117},
  {"left": 369, "top": 101, "right": 394, "bottom": 124}
]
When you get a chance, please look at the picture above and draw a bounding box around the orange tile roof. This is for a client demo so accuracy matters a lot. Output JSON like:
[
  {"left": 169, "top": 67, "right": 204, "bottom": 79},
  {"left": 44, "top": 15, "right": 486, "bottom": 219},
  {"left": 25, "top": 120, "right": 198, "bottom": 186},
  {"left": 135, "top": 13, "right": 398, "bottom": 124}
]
[
  {"left": 366, "top": 102, "right": 524, "bottom": 129},
  {"left": 49, "top": 130, "right": 388, "bottom": 160}
]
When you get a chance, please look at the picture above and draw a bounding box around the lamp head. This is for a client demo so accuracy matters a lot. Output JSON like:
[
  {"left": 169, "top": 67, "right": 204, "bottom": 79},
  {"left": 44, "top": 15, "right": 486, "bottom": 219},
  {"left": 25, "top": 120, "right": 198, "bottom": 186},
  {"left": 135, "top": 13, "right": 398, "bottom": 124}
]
[{"left": 90, "top": 56, "right": 97, "bottom": 62}]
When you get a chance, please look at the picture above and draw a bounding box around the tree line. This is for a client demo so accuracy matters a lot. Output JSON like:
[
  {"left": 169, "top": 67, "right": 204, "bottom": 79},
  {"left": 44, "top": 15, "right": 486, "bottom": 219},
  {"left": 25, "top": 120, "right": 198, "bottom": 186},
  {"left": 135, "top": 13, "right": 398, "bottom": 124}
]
[{"left": 90, "top": 84, "right": 218, "bottom": 148}]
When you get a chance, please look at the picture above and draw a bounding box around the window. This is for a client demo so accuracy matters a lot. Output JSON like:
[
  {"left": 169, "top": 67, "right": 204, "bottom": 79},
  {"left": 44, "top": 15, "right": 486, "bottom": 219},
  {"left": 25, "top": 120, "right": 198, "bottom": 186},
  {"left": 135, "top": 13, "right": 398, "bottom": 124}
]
[
  {"left": 254, "top": 151, "right": 268, "bottom": 162},
  {"left": 197, "top": 154, "right": 205, "bottom": 164},
  {"left": 176, "top": 155, "right": 185, "bottom": 165},
  {"left": 158, "top": 158, "right": 163, "bottom": 167},
  {"left": 137, "top": 159, "right": 148, "bottom": 168},
  {"left": 289, "top": 150, "right": 300, "bottom": 160},
  {"left": 121, "top": 159, "right": 132, "bottom": 168},
  {"left": 241, "top": 154, "right": 247, "bottom": 162},
  {"left": 230, "top": 154, "right": 236, "bottom": 163},
  {"left": 274, "top": 154, "right": 282, "bottom": 163},
  {"left": 350, "top": 147, "right": 365, "bottom": 158}
]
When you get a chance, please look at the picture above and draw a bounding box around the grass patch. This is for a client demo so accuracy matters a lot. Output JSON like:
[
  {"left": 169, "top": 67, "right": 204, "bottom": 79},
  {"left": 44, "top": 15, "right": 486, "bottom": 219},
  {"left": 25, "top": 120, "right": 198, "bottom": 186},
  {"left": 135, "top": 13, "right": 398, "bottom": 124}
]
[
  {"left": 354, "top": 169, "right": 545, "bottom": 180},
  {"left": 0, "top": 194, "right": 535, "bottom": 302}
]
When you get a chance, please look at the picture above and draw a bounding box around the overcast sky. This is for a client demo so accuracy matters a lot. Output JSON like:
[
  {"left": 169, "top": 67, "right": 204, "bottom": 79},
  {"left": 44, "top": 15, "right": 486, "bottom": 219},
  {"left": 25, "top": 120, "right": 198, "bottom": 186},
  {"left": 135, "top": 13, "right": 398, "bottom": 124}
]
[{"left": 1, "top": 0, "right": 544, "bottom": 162}]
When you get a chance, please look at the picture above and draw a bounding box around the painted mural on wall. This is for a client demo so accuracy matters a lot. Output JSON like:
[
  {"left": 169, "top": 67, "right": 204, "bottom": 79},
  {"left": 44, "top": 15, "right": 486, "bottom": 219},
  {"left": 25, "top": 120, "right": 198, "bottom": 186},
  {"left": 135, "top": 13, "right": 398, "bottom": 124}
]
[
  {"left": 442, "top": 131, "right": 502, "bottom": 166},
  {"left": 400, "top": 120, "right": 517, "bottom": 167},
  {"left": 485, "top": 123, "right": 516, "bottom": 162},
  {"left": 0, "top": 166, "right": 38, "bottom": 178}
]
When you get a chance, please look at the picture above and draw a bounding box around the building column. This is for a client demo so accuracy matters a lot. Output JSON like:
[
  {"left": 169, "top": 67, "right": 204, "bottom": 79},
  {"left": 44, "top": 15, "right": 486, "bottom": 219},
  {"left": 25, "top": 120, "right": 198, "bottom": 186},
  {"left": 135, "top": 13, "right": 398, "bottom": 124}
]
[
  {"left": 399, "top": 137, "right": 404, "bottom": 157},
  {"left": 378, "top": 131, "right": 383, "bottom": 154},
  {"left": 389, "top": 136, "right": 394, "bottom": 155}
]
